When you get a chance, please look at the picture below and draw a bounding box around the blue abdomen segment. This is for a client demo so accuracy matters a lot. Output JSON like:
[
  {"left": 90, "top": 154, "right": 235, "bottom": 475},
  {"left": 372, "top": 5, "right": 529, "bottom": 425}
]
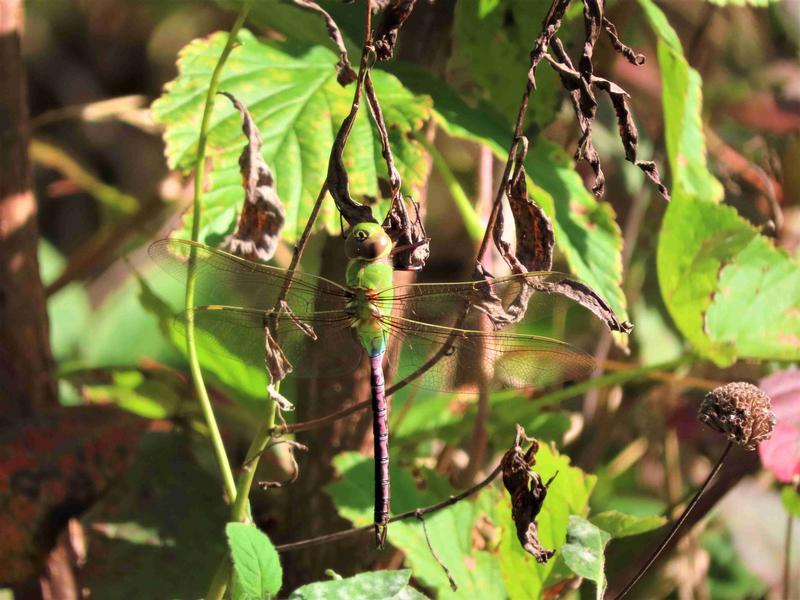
[{"left": 369, "top": 351, "right": 390, "bottom": 547}]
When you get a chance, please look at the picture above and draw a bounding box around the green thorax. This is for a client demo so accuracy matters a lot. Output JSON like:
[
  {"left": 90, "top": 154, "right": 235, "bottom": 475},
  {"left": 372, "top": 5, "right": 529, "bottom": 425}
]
[{"left": 344, "top": 223, "right": 395, "bottom": 357}]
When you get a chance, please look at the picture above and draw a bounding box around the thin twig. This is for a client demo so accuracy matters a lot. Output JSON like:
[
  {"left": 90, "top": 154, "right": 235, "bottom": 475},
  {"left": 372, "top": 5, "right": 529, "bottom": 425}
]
[
  {"left": 417, "top": 512, "right": 458, "bottom": 591},
  {"left": 614, "top": 441, "right": 734, "bottom": 600},
  {"left": 276, "top": 463, "right": 503, "bottom": 552}
]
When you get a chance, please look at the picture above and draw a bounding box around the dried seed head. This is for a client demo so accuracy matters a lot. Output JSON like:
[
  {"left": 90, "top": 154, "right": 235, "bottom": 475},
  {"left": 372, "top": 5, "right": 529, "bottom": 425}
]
[{"left": 698, "top": 382, "right": 776, "bottom": 450}]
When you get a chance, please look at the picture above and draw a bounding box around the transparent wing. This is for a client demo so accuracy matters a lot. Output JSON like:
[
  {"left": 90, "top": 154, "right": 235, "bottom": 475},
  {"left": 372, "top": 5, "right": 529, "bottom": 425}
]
[
  {"left": 383, "top": 314, "right": 594, "bottom": 393},
  {"left": 149, "top": 238, "right": 351, "bottom": 315},
  {"left": 374, "top": 272, "right": 568, "bottom": 331},
  {"left": 176, "top": 305, "right": 365, "bottom": 378}
]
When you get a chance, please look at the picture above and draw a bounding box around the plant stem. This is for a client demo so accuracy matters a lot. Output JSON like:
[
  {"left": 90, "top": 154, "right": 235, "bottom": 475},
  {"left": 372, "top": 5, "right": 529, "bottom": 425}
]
[
  {"left": 182, "top": 7, "right": 253, "bottom": 600},
  {"left": 231, "top": 401, "right": 279, "bottom": 523},
  {"left": 185, "top": 7, "right": 251, "bottom": 507},
  {"left": 614, "top": 441, "right": 734, "bottom": 600}
]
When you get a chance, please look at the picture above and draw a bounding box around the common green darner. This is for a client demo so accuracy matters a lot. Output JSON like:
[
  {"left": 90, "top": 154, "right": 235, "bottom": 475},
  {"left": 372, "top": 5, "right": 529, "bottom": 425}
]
[{"left": 150, "top": 222, "right": 597, "bottom": 547}]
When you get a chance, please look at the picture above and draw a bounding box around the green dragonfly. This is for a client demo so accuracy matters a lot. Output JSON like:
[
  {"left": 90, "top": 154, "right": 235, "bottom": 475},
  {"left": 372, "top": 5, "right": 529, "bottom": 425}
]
[{"left": 150, "top": 222, "right": 596, "bottom": 547}]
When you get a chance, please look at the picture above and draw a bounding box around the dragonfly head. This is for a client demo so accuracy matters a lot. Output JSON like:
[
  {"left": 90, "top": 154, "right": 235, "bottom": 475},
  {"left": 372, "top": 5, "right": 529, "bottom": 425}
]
[{"left": 345, "top": 222, "right": 392, "bottom": 261}]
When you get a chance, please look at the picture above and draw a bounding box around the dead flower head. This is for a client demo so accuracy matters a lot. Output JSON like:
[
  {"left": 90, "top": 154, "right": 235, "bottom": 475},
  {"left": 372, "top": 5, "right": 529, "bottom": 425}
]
[{"left": 698, "top": 382, "right": 776, "bottom": 451}]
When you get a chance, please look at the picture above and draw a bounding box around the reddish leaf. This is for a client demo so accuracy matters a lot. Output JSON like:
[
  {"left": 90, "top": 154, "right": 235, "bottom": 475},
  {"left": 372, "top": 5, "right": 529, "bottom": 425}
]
[{"left": 759, "top": 369, "right": 800, "bottom": 483}]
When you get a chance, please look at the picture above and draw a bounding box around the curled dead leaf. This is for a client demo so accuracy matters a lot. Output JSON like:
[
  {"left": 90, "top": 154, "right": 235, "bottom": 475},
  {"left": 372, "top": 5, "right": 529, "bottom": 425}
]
[
  {"left": 501, "top": 425, "right": 556, "bottom": 564},
  {"left": 219, "top": 92, "right": 286, "bottom": 262}
]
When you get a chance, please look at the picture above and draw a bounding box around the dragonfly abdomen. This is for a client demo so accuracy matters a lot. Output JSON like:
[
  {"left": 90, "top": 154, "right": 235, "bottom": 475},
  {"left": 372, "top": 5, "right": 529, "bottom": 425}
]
[{"left": 369, "top": 351, "right": 390, "bottom": 548}]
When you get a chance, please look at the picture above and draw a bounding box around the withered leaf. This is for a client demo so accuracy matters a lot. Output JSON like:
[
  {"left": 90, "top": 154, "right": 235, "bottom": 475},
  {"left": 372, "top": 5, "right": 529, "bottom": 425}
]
[
  {"left": 293, "top": 0, "right": 357, "bottom": 85},
  {"left": 264, "top": 326, "right": 293, "bottom": 386},
  {"left": 374, "top": 0, "right": 418, "bottom": 61},
  {"left": 548, "top": 40, "right": 669, "bottom": 201},
  {"left": 602, "top": 16, "right": 645, "bottom": 66},
  {"left": 326, "top": 77, "right": 380, "bottom": 228},
  {"left": 219, "top": 92, "right": 286, "bottom": 262},
  {"left": 501, "top": 425, "right": 555, "bottom": 564},
  {"left": 494, "top": 140, "right": 554, "bottom": 276},
  {"left": 532, "top": 278, "right": 633, "bottom": 334},
  {"left": 383, "top": 194, "right": 430, "bottom": 271}
]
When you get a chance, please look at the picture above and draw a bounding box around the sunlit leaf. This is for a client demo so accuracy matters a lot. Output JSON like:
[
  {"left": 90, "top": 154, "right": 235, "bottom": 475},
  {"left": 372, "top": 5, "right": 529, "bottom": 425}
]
[
  {"left": 152, "top": 29, "right": 431, "bottom": 245},
  {"left": 386, "top": 62, "right": 629, "bottom": 337},
  {"left": 226, "top": 523, "right": 283, "bottom": 600},
  {"left": 561, "top": 516, "right": 610, "bottom": 600},
  {"left": 289, "top": 569, "right": 428, "bottom": 600},
  {"left": 640, "top": 0, "right": 800, "bottom": 365},
  {"left": 589, "top": 510, "right": 665, "bottom": 539}
]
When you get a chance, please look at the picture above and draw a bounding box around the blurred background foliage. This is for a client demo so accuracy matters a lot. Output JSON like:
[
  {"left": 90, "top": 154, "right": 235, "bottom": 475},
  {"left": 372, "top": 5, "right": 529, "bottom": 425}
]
[{"left": 4, "top": 0, "right": 800, "bottom": 597}]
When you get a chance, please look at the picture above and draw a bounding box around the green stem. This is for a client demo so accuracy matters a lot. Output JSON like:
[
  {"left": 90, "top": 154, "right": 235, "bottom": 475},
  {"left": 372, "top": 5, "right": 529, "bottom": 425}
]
[
  {"left": 207, "top": 385, "right": 279, "bottom": 600},
  {"left": 186, "top": 9, "right": 251, "bottom": 506},
  {"left": 414, "top": 132, "right": 484, "bottom": 243},
  {"left": 231, "top": 399, "right": 279, "bottom": 523}
]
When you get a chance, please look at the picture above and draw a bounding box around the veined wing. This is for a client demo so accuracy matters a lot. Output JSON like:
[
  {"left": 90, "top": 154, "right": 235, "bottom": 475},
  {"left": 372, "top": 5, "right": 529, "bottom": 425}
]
[
  {"left": 175, "top": 305, "right": 365, "bottom": 378},
  {"left": 373, "top": 272, "right": 569, "bottom": 331},
  {"left": 382, "top": 314, "right": 594, "bottom": 393},
  {"left": 149, "top": 239, "right": 351, "bottom": 315}
]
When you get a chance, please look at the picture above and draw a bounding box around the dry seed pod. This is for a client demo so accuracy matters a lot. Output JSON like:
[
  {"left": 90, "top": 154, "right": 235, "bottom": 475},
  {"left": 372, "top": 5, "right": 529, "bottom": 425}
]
[{"left": 698, "top": 382, "right": 776, "bottom": 451}]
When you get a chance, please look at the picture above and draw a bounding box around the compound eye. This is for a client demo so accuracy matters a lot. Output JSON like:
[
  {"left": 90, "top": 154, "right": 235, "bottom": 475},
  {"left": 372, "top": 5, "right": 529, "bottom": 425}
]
[{"left": 360, "top": 234, "right": 390, "bottom": 259}]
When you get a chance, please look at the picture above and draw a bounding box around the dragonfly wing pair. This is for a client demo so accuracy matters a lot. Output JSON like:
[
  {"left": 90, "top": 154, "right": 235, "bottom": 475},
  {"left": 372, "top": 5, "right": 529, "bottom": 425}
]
[{"left": 150, "top": 239, "right": 594, "bottom": 391}]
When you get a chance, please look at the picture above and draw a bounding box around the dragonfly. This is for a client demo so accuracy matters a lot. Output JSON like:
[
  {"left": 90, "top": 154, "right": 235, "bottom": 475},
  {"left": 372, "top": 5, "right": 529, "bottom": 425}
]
[{"left": 150, "top": 222, "right": 596, "bottom": 547}]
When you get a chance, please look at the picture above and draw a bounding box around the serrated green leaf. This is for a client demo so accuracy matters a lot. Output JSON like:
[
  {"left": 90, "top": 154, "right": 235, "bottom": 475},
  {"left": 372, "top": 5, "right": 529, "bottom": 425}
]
[
  {"left": 226, "top": 523, "right": 282, "bottom": 600},
  {"left": 589, "top": 510, "right": 666, "bottom": 539},
  {"left": 152, "top": 29, "right": 431, "bottom": 245},
  {"left": 386, "top": 61, "right": 629, "bottom": 337},
  {"left": 642, "top": 0, "right": 800, "bottom": 365},
  {"left": 289, "top": 569, "right": 427, "bottom": 600},
  {"left": 326, "top": 452, "right": 503, "bottom": 599},
  {"left": 326, "top": 443, "right": 596, "bottom": 600},
  {"left": 561, "top": 516, "right": 610, "bottom": 600}
]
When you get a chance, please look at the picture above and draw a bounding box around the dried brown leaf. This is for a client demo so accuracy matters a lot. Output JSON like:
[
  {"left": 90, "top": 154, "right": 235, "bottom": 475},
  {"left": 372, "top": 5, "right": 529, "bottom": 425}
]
[
  {"left": 219, "top": 92, "right": 286, "bottom": 261},
  {"left": 293, "top": 0, "right": 357, "bottom": 85},
  {"left": 374, "top": 0, "right": 418, "bottom": 61},
  {"left": 501, "top": 425, "right": 555, "bottom": 564}
]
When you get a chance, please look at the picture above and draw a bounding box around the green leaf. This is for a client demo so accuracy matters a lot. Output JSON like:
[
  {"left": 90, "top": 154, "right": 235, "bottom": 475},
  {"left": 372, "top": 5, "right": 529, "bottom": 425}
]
[
  {"left": 135, "top": 267, "right": 268, "bottom": 411},
  {"left": 561, "top": 516, "right": 611, "bottom": 600},
  {"left": 641, "top": 0, "right": 800, "bottom": 365},
  {"left": 781, "top": 486, "right": 800, "bottom": 517},
  {"left": 589, "top": 510, "right": 666, "bottom": 539},
  {"left": 499, "top": 444, "right": 597, "bottom": 599},
  {"left": 69, "top": 368, "right": 181, "bottom": 419},
  {"left": 392, "top": 387, "right": 571, "bottom": 447},
  {"left": 289, "top": 570, "right": 428, "bottom": 600},
  {"left": 386, "top": 61, "right": 629, "bottom": 334},
  {"left": 39, "top": 240, "right": 91, "bottom": 363},
  {"left": 226, "top": 523, "right": 283, "bottom": 600},
  {"left": 452, "top": 0, "right": 563, "bottom": 129},
  {"left": 152, "top": 29, "right": 431, "bottom": 245},
  {"left": 79, "top": 432, "right": 228, "bottom": 598},
  {"left": 326, "top": 442, "right": 596, "bottom": 600}
]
